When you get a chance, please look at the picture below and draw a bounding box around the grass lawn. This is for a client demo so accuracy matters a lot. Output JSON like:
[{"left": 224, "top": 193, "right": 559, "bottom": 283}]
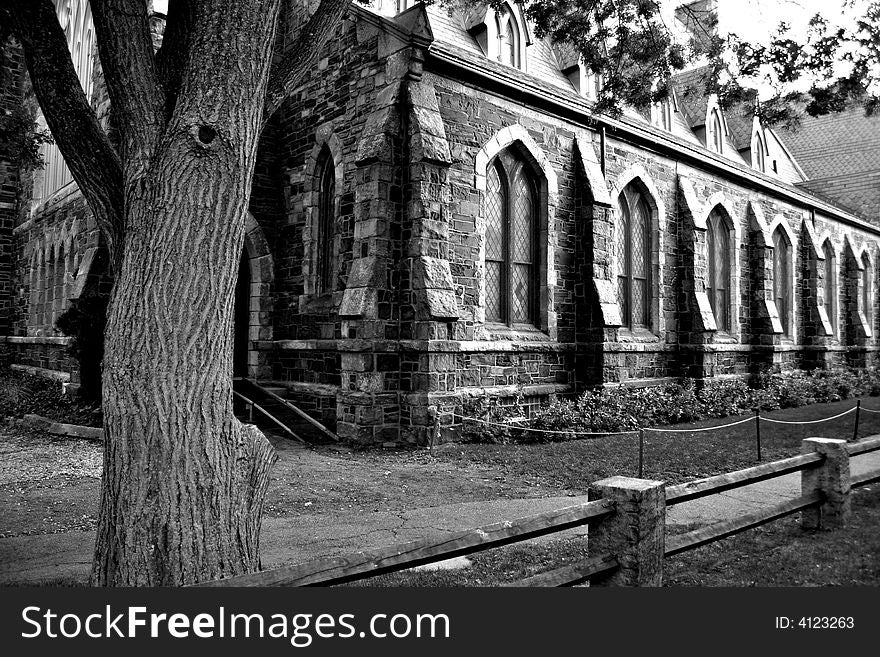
[
  {"left": 665, "top": 484, "right": 880, "bottom": 586},
  {"left": 352, "top": 485, "right": 880, "bottom": 587},
  {"left": 420, "top": 397, "right": 880, "bottom": 489}
]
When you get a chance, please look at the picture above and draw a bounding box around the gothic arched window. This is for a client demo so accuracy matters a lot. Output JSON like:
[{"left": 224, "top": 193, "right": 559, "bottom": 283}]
[
  {"left": 706, "top": 210, "right": 731, "bottom": 332},
  {"left": 315, "top": 147, "right": 336, "bottom": 294},
  {"left": 497, "top": 6, "right": 521, "bottom": 68},
  {"left": 709, "top": 108, "right": 724, "bottom": 153},
  {"left": 616, "top": 186, "right": 652, "bottom": 330},
  {"left": 485, "top": 150, "right": 538, "bottom": 326},
  {"left": 823, "top": 241, "right": 836, "bottom": 334},
  {"left": 863, "top": 254, "right": 873, "bottom": 327},
  {"left": 773, "top": 228, "right": 792, "bottom": 337},
  {"left": 753, "top": 132, "right": 766, "bottom": 172}
]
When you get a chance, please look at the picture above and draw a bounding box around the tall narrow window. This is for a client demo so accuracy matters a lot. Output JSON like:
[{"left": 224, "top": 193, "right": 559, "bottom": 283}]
[
  {"left": 316, "top": 148, "right": 335, "bottom": 294},
  {"left": 485, "top": 151, "right": 538, "bottom": 327},
  {"left": 753, "top": 132, "right": 766, "bottom": 172},
  {"left": 496, "top": 5, "right": 521, "bottom": 69},
  {"left": 709, "top": 108, "right": 724, "bottom": 153},
  {"left": 773, "top": 228, "right": 792, "bottom": 337},
  {"left": 823, "top": 241, "right": 836, "bottom": 334},
  {"left": 706, "top": 210, "right": 731, "bottom": 332},
  {"left": 863, "top": 254, "right": 873, "bottom": 327},
  {"left": 662, "top": 100, "right": 673, "bottom": 131},
  {"left": 616, "top": 186, "right": 651, "bottom": 330}
]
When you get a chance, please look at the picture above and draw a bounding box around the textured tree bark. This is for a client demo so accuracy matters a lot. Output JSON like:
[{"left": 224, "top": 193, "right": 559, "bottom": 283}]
[
  {"left": 90, "top": 0, "right": 283, "bottom": 585},
  {"left": 4, "top": 0, "right": 351, "bottom": 585}
]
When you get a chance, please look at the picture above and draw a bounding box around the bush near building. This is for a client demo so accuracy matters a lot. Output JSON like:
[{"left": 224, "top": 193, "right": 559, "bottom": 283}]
[{"left": 461, "top": 369, "right": 880, "bottom": 444}]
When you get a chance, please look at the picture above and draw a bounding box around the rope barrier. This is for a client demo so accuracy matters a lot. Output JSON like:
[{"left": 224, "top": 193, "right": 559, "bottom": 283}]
[
  {"left": 757, "top": 406, "right": 856, "bottom": 425},
  {"left": 454, "top": 400, "right": 871, "bottom": 435},
  {"left": 647, "top": 416, "right": 756, "bottom": 433},
  {"left": 452, "top": 414, "right": 640, "bottom": 437}
]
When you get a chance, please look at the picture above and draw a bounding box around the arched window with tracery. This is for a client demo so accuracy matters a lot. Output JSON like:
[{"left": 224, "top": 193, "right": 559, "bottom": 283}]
[
  {"left": 616, "top": 185, "right": 652, "bottom": 330},
  {"left": 823, "top": 241, "right": 836, "bottom": 335},
  {"left": 315, "top": 146, "right": 336, "bottom": 294},
  {"left": 706, "top": 209, "right": 731, "bottom": 332},
  {"left": 485, "top": 149, "right": 538, "bottom": 327},
  {"left": 773, "top": 228, "right": 792, "bottom": 337}
]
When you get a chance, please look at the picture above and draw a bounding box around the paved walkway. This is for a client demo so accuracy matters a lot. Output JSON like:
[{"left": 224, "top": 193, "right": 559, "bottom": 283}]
[{"left": 2, "top": 441, "right": 878, "bottom": 585}]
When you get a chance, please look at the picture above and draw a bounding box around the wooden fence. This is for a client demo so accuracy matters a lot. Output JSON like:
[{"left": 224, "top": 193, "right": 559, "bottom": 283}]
[{"left": 199, "top": 435, "right": 880, "bottom": 587}]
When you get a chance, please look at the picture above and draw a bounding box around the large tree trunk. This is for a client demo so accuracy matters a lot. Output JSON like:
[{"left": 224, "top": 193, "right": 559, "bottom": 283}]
[
  {"left": 90, "top": 0, "right": 281, "bottom": 586},
  {"left": 5, "top": 0, "right": 351, "bottom": 585},
  {"left": 91, "top": 133, "right": 277, "bottom": 585}
]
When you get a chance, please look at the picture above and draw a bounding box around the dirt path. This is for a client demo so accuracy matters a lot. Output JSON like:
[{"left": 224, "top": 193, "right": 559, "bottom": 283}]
[{"left": 0, "top": 425, "right": 576, "bottom": 584}]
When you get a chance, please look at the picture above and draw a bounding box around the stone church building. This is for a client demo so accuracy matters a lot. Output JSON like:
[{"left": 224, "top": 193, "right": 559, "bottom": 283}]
[{"left": 1, "top": 0, "right": 879, "bottom": 444}]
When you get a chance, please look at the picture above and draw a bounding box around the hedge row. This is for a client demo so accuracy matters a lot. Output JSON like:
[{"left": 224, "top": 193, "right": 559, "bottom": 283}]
[{"left": 460, "top": 369, "right": 880, "bottom": 444}]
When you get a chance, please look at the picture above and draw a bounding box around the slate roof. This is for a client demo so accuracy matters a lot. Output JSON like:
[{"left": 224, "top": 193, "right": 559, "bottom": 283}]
[
  {"left": 670, "top": 65, "right": 713, "bottom": 128},
  {"left": 360, "top": 2, "right": 874, "bottom": 224},
  {"left": 780, "top": 107, "right": 880, "bottom": 180}
]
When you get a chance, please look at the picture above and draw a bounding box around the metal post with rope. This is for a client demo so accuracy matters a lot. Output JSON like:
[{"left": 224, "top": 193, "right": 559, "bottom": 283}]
[
  {"left": 853, "top": 399, "right": 862, "bottom": 442},
  {"left": 453, "top": 399, "right": 875, "bottom": 478}
]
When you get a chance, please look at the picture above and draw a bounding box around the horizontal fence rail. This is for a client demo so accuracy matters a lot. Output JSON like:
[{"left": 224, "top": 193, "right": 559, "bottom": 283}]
[
  {"left": 505, "top": 554, "right": 620, "bottom": 587},
  {"left": 847, "top": 435, "right": 880, "bottom": 457},
  {"left": 199, "top": 498, "right": 616, "bottom": 587},
  {"left": 665, "top": 493, "right": 822, "bottom": 557},
  {"left": 665, "top": 453, "right": 824, "bottom": 507},
  {"left": 851, "top": 470, "right": 880, "bottom": 489},
  {"left": 199, "top": 432, "right": 880, "bottom": 587}
]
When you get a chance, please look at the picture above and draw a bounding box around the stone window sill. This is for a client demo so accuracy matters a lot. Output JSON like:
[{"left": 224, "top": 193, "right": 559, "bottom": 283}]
[
  {"left": 485, "top": 323, "right": 550, "bottom": 342},
  {"left": 617, "top": 327, "right": 659, "bottom": 343},
  {"left": 712, "top": 331, "right": 740, "bottom": 344}
]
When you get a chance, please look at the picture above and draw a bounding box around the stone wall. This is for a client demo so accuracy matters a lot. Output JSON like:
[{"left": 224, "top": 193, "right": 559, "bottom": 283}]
[{"left": 4, "top": 4, "right": 880, "bottom": 447}]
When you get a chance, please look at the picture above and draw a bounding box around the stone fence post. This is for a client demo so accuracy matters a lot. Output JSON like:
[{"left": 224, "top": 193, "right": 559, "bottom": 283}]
[
  {"left": 801, "top": 437, "right": 851, "bottom": 530},
  {"left": 588, "top": 476, "right": 666, "bottom": 586}
]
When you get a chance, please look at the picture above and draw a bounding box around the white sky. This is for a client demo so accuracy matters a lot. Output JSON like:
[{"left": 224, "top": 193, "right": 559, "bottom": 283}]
[
  {"left": 151, "top": 1, "right": 868, "bottom": 45},
  {"left": 715, "top": 0, "right": 870, "bottom": 43},
  {"left": 150, "top": 0, "right": 875, "bottom": 95}
]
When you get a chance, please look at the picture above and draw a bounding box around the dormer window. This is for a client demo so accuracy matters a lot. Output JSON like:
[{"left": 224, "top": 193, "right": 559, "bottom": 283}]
[
  {"left": 652, "top": 97, "right": 675, "bottom": 131},
  {"left": 708, "top": 108, "right": 724, "bottom": 153},
  {"left": 752, "top": 130, "right": 767, "bottom": 173},
  {"left": 497, "top": 6, "right": 521, "bottom": 68},
  {"left": 467, "top": 2, "right": 528, "bottom": 71},
  {"left": 564, "top": 63, "right": 601, "bottom": 100}
]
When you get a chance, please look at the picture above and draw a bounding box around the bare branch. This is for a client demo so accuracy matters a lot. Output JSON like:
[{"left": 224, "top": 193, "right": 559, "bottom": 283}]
[
  {"left": 263, "top": 0, "right": 351, "bottom": 123},
  {"left": 1, "top": 0, "right": 124, "bottom": 266}
]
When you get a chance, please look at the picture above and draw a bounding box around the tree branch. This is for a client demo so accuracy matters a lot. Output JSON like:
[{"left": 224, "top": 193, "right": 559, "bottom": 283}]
[
  {"left": 90, "top": 0, "right": 165, "bottom": 172},
  {"left": 263, "top": 0, "right": 351, "bottom": 123},
  {"left": 1, "top": 0, "right": 125, "bottom": 267},
  {"left": 154, "top": 0, "right": 195, "bottom": 119}
]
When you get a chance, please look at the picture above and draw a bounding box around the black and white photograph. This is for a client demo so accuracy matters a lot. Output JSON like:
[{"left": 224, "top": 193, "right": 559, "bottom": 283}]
[{"left": 0, "top": 0, "right": 878, "bottom": 650}]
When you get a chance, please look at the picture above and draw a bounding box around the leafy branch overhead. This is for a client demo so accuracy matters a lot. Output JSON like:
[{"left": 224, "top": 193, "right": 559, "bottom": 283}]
[{"left": 509, "top": 0, "right": 878, "bottom": 125}]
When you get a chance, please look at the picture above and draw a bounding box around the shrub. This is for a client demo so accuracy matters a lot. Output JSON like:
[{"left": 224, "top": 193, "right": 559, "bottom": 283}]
[
  {"left": 463, "top": 368, "right": 880, "bottom": 444},
  {"left": 0, "top": 370, "right": 100, "bottom": 426}
]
